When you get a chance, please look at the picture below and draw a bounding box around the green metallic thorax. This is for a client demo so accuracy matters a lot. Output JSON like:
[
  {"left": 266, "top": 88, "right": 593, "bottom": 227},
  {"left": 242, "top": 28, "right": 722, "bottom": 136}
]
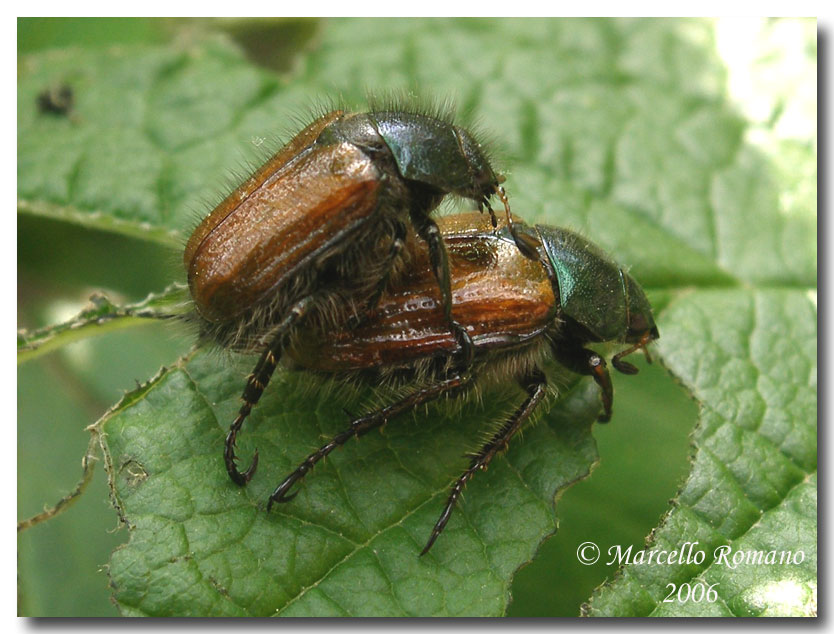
[
  {"left": 538, "top": 228, "right": 627, "bottom": 341},
  {"left": 530, "top": 225, "right": 655, "bottom": 344}
]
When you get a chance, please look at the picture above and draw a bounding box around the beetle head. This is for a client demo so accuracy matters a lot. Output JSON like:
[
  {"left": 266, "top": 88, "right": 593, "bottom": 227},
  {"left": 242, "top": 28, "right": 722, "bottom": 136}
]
[
  {"left": 453, "top": 125, "right": 502, "bottom": 203},
  {"left": 622, "top": 273, "right": 659, "bottom": 345}
]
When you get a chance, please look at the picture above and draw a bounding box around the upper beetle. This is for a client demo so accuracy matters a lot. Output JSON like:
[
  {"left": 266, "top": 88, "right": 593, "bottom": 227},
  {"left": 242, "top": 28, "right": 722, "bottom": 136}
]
[
  {"left": 184, "top": 104, "right": 508, "bottom": 487},
  {"left": 276, "top": 212, "right": 658, "bottom": 554}
]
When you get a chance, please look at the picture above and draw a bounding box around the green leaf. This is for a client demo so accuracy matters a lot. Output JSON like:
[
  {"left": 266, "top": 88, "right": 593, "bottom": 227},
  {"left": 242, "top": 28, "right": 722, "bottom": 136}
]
[
  {"left": 580, "top": 19, "right": 817, "bottom": 617},
  {"left": 18, "top": 18, "right": 816, "bottom": 617},
  {"left": 100, "top": 353, "right": 597, "bottom": 616},
  {"left": 18, "top": 37, "right": 277, "bottom": 246},
  {"left": 583, "top": 289, "right": 816, "bottom": 617}
]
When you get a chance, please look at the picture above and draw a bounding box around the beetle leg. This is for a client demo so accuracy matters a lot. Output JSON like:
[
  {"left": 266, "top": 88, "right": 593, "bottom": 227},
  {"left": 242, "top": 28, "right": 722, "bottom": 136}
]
[
  {"left": 267, "top": 372, "right": 474, "bottom": 509},
  {"left": 410, "top": 210, "right": 475, "bottom": 367},
  {"left": 480, "top": 197, "right": 498, "bottom": 228},
  {"left": 552, "top": 343, "right": 613, "bottom": 423},
  {"left": 225, "top": 296, "right": 315, "bottom": 486},
  {"left": 347, "top": 221, "right": 408, "bottom": 330},
  {"left": 421, "top": 368, "right": 547, "bottom": 556}
]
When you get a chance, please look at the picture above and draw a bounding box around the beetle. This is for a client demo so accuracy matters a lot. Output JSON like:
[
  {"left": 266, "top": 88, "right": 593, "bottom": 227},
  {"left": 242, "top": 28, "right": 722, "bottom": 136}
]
[
  {"left": 274, "top": 212, "right": 659, "bottom": 555},
  {"left": 185, "top": 104, "right": 508, "bottom": 487}
]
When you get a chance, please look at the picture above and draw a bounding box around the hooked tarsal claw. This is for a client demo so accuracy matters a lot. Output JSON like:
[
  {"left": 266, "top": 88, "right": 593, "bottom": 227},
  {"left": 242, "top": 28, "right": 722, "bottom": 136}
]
[
  {"left": 267, "top": 483, "right": 298, "bottom": 510},
  {"left": 228, "top": 449, "right": 259, "bottom": 486}
]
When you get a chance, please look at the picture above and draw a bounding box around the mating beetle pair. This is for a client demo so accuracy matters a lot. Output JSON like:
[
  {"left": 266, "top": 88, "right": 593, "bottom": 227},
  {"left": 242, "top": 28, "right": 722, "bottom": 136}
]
[{"left": 185, "top": 105, "right": 658, "bottom": 555}]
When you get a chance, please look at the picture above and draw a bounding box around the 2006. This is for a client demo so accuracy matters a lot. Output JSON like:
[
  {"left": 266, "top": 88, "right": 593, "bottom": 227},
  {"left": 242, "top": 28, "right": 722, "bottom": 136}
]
[{"left": 663, "top": 582, "right": 720, "bottom": 603}]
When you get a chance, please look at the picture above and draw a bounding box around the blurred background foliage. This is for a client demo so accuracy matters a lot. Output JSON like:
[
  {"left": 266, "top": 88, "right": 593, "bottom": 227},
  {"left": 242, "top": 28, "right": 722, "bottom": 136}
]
[{"left": 19, "top": 17, "right": 705, "bottom": 616}]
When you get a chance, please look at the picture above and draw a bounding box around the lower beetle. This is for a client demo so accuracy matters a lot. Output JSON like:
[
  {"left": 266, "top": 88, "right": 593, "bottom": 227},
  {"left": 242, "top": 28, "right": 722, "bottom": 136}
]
[
  {"left": 275, "top": 212, "right": 658, "bottom": 555},
  {"left": 185, "top": 104, "right": 508, "bottom": 486}
]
